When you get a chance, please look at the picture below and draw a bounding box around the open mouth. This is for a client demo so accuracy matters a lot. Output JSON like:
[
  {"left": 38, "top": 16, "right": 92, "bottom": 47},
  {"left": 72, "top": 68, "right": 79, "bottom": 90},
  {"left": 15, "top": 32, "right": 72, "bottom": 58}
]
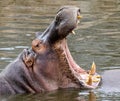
[
  {"left": 60, "top": 39, "right": 101, "bottom": 89},
  {"left": 58, "top": 14, "right": 101, "bottom": 89}
]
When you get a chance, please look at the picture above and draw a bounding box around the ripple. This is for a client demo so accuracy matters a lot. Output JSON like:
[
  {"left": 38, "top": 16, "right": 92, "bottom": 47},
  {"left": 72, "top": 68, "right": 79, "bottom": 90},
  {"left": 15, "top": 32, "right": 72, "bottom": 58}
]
[
  {"left": 101, "top": 66, "right": 120, "bottom": 70},
  {"left": 15, "top": 46, "right": 29, "bottom": 49},
  {"left": 0, "top": 57, "right": 12, "bottom": 60},
  {"left": 0, "top": 47, "right": 14, "bottom": 51}
]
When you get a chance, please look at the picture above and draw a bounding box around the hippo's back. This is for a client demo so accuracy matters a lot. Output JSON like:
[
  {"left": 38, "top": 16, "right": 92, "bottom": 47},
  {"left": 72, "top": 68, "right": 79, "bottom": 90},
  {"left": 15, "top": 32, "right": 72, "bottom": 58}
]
[{"left": 100, "top": 69, "right": 120, "bottom": 92}]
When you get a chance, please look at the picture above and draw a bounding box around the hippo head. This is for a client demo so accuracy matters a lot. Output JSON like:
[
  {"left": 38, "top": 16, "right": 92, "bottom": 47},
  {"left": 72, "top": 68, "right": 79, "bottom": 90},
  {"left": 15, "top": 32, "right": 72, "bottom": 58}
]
[
  {"left": 25, "top": 6, "right": 96, "bottom": 92},
  {"left": 33, "top": 6, "right": 81, "bottom": 45}
]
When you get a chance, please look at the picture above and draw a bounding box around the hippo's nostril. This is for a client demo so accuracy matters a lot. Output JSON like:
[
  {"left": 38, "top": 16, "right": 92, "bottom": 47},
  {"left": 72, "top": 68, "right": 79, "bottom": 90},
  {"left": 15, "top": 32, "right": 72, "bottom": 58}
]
[
  {"left": 78, "top": 9, "right": 80, "bottom": 13},
  {"left": 27, "top": 50, "right": 31, "bottom": 55}
]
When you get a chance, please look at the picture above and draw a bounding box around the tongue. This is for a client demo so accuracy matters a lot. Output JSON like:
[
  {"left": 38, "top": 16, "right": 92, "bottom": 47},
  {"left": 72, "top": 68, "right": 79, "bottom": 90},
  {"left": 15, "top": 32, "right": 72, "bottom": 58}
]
[{"left": 62, "top": 39, "right": 87, "bottom": 79}]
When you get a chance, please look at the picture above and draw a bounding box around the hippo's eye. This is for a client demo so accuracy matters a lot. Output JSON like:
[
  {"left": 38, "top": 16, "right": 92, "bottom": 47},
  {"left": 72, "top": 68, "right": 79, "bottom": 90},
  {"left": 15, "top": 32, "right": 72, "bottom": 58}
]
[{"left": 55, "top": 16, "right": 62, "bottom": 25}]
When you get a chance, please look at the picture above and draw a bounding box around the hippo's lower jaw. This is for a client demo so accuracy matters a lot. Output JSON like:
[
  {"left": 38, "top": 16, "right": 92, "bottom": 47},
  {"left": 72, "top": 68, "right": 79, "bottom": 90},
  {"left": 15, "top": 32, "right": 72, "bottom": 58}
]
[{"left": 54, "top": 38, "right": 100, "bottom": 89}]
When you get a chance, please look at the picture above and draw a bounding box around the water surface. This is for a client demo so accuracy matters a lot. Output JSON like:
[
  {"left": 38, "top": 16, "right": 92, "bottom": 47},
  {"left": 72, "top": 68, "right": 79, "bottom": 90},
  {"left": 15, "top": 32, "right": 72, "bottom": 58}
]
[{"left": 0, "top": 0, "right": 120, "bottom": 100}]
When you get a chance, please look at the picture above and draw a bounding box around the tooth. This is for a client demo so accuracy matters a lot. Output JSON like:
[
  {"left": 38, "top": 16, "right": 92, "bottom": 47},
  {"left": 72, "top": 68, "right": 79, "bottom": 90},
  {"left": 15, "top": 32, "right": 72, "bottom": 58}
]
[
  {"left": 89, "top": 61, "right": 96, "bottom": 75},
  {"left": 72, "top": 30, "right": 76, "bottom": 35},
  {"left": 77, "top": 15, "right": 82, "bottom": 19},
  {"left": 93, "top": 78, "right": 99, "bottom": 82},
  {"left": 96, "top": 75, "right": 101, "bottom": 78},
  {"left": 87, "top": 75, "right": 92, "bottom": 85}
]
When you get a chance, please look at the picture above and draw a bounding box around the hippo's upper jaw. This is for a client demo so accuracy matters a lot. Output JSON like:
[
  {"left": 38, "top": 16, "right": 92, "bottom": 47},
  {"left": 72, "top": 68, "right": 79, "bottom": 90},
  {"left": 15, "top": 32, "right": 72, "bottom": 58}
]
[
  {"left": 31, "top": 6, "right": 98, "bottom": 91},
  {"left": 35, "top": 6, "right": 81, "bottom": 45}
]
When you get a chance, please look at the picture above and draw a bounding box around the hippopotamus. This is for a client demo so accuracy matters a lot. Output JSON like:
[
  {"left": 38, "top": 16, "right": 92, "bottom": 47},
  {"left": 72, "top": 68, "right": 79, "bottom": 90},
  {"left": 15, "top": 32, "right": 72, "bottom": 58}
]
[
  {"left": 0, "top": 6, "right": 101, "bottom": 95},
  {"left": 99, "top": 69, "right": 120, "bottom": 93}
]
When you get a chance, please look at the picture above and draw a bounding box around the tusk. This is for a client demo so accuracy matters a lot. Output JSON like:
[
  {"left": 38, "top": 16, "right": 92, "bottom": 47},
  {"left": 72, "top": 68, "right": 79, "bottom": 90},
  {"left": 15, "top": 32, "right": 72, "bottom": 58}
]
[
  {"left": 86, "top": 75, "right": 92, "bottom": 85},
  {"left": 71, "top": 30, "right": 76, "bottom": 35},
  {"left": 77, "top": 15, "right": 82, "bottom": 19},
  {"left": 89, "top": 61, "right": 96, "bottom": 75}
]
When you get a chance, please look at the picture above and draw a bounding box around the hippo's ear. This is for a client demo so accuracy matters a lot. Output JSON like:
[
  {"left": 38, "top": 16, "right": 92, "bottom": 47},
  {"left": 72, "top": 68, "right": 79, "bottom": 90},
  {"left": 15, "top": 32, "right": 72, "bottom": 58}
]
[
  {"left": 22, "top": 49, "right": 36, "bottom": 68},
  {"left": 35, "top": 32, "right": 43, "bottom": 38}
]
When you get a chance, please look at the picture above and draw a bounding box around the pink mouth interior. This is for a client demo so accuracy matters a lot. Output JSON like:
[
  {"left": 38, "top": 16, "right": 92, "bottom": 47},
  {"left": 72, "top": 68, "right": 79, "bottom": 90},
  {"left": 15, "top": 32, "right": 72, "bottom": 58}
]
[
  {"left": 61, "top": 40, "right": 101, "bottom": 89},
  {"left": 61, "top": 39, "right": 87, "bottom": 80}
]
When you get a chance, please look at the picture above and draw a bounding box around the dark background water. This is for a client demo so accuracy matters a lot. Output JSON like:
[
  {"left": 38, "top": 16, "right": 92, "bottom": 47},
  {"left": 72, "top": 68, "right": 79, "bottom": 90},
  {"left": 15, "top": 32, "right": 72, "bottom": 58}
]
[{"left": 0, "top": 0, "right": 120, "bottom": 100}]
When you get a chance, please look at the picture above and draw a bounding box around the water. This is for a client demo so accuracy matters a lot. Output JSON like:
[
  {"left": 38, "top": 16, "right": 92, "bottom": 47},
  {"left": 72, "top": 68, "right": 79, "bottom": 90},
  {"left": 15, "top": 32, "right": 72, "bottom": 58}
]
[{"left": 0, "top": 0, "right": 120, "bottom": 100}]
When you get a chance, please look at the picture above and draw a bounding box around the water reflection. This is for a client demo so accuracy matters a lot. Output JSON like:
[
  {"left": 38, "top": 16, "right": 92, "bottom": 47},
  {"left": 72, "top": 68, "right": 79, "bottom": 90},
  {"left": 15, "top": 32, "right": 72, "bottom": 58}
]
[
  {"left": 0, "top": 90, "right": 98, "bottom": 101},
  {"left": 78, "top": 91, "right": 97, "bottom": 101},
  {"left": 0, "top": 90, "right": 117, "bottom": 101},
  {"left": 0, "top": 0, "right": 120, "bottom": 100}
]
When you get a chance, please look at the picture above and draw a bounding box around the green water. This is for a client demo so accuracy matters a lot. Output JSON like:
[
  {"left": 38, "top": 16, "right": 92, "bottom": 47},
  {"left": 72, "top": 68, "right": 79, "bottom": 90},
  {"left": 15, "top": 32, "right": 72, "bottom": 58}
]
[{"left": 0, "top": 0, "right": 120, "bottom": 100}]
